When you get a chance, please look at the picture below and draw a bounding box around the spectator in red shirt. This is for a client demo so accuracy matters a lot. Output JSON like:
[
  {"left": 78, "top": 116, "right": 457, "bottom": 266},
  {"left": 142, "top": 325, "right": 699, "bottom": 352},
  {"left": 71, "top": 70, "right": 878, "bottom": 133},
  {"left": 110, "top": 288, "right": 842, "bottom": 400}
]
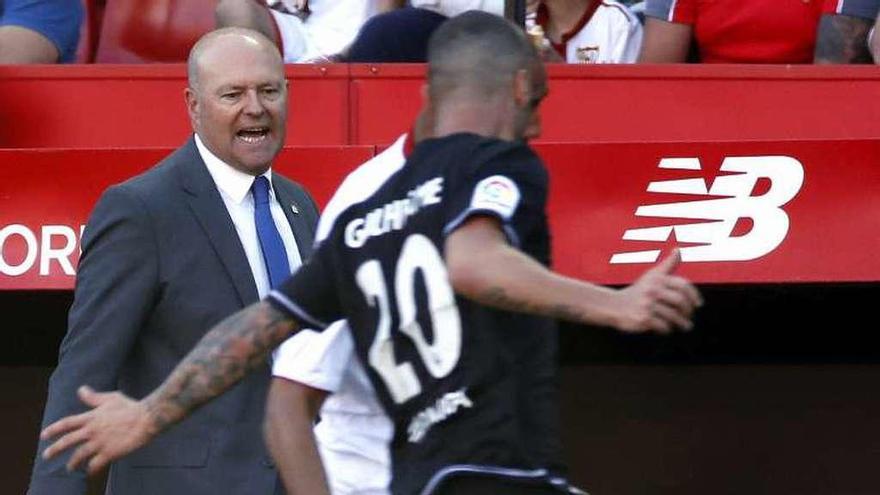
[{"left": 638, "top": 0, "right": 878, "bottom": 64}]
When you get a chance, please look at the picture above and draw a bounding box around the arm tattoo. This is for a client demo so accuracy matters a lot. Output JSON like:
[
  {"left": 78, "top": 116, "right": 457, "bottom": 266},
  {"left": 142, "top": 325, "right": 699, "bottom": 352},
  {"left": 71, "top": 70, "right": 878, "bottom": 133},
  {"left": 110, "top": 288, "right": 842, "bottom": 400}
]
[
  {"left": 815, "top": 15, "right": 873, "bottom": 63},
  {"left": 144, "top": 302, "right": 298, "bottom": 432},
  {"left": 477, "top": 286, "right": 586, "bottom": 323}
]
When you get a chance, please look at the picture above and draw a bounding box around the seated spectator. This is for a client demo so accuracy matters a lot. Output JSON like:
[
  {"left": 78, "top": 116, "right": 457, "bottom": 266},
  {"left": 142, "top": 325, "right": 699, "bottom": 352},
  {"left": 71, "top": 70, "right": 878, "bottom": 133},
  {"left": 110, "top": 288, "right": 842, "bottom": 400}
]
[
  {"left": 216, "top": 0, "right": 403, "bottom": 62},
  {"left": 343, "top": 1, "right": 505, "bottom": 62},
  {"left": 0, "top": 0, "right": 83, "bottom": 63},
  {"left": 814, "top": 0, "right": 880, "bottom": 63},
  {"left": 410, "top": 0, "right": 504, "bottom": 17},
  {"left": 527, "top": 0, "right": 642, "bottom": 63},
  {"left": 345, "top": 6, "right": 447, "bottom": 62},
  {"left": 639, "top": 0, "right": 878, "bottom": 64},
  {"left": 347, "top": 0, "right": 641, "bottom": 64}
]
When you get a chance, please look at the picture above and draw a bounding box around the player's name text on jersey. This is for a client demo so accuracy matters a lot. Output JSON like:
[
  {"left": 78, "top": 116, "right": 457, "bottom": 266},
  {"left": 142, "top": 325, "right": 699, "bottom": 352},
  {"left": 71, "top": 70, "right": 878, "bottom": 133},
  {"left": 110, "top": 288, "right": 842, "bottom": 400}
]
[
  {"left": 407, "top": 388, "right": 473, "bottom": 443},
  {"left": 344, "top": 177, "right": 444, "bottom": 249}
]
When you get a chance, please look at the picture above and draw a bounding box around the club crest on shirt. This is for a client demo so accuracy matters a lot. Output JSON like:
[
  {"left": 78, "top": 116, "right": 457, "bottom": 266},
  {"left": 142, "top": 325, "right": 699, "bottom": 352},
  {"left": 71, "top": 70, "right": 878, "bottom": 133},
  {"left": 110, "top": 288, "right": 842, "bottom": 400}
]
[
  {"left": 469, "top": 175, "right": 520, "bottom": 219},
  {"left": 575, "top": 45, "right": 600, "bottom": 63}
]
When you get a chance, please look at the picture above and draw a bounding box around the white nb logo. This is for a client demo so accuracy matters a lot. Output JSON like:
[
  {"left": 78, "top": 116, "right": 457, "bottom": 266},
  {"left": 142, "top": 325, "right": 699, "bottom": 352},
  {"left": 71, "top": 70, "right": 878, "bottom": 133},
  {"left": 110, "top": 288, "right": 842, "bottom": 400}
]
[{"left": 610, "top": 156, "right": 804, "bottom": 264}]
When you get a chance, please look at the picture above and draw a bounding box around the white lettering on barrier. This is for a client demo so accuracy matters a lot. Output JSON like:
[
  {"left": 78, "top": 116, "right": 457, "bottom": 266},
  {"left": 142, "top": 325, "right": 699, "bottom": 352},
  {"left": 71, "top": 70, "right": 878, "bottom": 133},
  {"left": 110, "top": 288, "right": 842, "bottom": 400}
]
[
  {"left": 611, "top": 156, "right": 804, "bottom": 264},
  {"left": 40, "top": 225, "right": 78, "bottom": 275},
  {"left": 0, "top": 224, "right": 85, "bottom": 277},
  {"left": 0, "top": 225, "right": 38, "bottom": 276}
]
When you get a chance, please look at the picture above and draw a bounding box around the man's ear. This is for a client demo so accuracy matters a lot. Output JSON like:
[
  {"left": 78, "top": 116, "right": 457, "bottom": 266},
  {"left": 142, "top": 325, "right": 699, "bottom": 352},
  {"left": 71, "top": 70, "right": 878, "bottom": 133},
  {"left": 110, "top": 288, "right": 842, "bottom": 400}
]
[
  {"left": 513, "top": 68, "right": 530, "bottom": 108},
  {"left": 184, "top": 87, "right": 199, "bottom": 126}
]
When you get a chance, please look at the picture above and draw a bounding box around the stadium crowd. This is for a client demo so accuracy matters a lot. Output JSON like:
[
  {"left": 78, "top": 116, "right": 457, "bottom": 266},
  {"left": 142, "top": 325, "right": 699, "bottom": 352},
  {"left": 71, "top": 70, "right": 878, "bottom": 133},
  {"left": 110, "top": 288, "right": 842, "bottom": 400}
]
[{"left": 2, "top": 0, "right": 880, "bottom": 64}]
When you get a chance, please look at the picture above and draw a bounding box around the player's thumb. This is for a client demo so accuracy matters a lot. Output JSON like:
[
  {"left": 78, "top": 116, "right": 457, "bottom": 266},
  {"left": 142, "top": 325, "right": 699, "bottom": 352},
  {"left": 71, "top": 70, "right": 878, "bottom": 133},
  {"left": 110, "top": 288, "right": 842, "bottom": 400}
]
[
  {"left": 654, "top": 248, "right": 682, "bottom": 274},
  {"left": 77, "top": 385, "right": 102, "bottom": 407}
]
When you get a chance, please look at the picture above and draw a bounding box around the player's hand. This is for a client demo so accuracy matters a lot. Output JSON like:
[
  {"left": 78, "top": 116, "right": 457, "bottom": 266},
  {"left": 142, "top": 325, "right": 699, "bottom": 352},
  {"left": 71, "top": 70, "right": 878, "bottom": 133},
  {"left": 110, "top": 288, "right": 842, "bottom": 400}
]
[
  {"left": 614, "top": 249, "right": 703, "bottom": 334},
  {"left": 40, "top": 385, "right": 157, "bottom": 475}
]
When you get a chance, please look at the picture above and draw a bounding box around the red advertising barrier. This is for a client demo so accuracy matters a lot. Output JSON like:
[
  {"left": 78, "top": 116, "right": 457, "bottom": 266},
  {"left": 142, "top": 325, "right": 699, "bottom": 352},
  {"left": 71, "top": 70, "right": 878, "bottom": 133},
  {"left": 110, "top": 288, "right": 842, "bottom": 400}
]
[
  {"left": 3, "top": 64, "right": 880, "bottom": 148},
  {"left": 348, "top": 64, "right": 423, "bottom": 145},
  {"left": 542, "top": 139, "right": 880, "bottom": 285},
  {"left": 3, "top": 140, "right": 879, "bottom": 290},
  {"left": 349, "top": 64, "right": 880, "bottom": 145},
  {"left": 0, "top": 146, "right": 374, "bottom": 290},
  {"left": 0, "top": 64, "right": 350, "bottom": 148}
]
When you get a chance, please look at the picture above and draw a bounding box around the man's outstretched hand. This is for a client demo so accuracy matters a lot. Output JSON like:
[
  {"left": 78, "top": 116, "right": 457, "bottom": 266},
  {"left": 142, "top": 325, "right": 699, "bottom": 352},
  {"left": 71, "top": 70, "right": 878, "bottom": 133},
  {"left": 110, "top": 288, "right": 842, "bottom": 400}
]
[
  {"left": 615, "top": 249, "right": 703, "bottom": 334},
  {"left": 40, "top": 385, "right": 157, "bottom": 475}
]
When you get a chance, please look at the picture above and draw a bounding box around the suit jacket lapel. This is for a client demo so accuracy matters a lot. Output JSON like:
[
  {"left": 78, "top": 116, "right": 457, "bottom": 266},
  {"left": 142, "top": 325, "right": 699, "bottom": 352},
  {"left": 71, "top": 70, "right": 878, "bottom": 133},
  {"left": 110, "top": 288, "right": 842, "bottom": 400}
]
[
  {"left": 176, "top": 137, "right": 260, "bottom": 305},
  {"left": 273, "top": 177, "right": 315, "bottom": 261}
]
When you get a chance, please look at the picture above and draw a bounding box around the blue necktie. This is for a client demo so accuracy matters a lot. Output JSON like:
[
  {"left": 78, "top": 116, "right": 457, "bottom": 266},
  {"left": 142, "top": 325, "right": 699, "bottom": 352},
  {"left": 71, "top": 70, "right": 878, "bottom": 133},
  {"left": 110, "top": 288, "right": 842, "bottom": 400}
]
[{"left": 252, "top": 176, "right": 290, "bottom": 289}]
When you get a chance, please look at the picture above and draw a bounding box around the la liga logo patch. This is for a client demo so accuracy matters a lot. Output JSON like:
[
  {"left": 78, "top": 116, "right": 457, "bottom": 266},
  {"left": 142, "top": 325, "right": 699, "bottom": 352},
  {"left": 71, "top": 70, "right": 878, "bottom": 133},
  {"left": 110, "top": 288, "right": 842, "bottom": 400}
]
[{"left": 470, "top": 175, "right": 521, "bottom": 219}]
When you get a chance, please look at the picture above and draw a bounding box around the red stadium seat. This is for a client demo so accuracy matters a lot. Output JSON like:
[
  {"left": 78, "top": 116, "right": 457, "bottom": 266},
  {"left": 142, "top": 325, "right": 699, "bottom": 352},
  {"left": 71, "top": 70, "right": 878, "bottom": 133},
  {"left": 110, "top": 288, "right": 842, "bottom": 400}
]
[{"left": 94, "top": 0, "right": 218, "bottom": 63}]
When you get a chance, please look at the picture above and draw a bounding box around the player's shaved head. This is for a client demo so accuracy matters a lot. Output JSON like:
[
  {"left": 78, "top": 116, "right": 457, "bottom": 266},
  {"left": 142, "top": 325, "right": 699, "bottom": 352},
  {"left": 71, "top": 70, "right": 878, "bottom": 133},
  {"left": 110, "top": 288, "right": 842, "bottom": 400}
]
[
  {"left": 426, "top": 11, "right": 539, "bottom": 102},
  {"left": 187, "top": 27, "right": 283, "bottom": 91}
]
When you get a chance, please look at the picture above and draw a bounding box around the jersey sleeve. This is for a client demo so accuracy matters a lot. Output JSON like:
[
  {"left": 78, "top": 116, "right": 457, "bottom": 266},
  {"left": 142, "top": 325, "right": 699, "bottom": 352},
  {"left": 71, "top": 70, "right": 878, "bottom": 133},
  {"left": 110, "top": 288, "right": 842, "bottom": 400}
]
[
  {"left": 823, "top": 0, "right": 880, "bottom": 20},
  {"left": 442, "top": 142, "right": 548, "bottom": 248},
  {"left": 267, "top": 240, "right": 343, "bottom": 330},
  {"left": 271, "top": 320, "right": 355, "bottom": 393},
  {"left": 644, "top": 0, "right": 697, "bottom": 23}
]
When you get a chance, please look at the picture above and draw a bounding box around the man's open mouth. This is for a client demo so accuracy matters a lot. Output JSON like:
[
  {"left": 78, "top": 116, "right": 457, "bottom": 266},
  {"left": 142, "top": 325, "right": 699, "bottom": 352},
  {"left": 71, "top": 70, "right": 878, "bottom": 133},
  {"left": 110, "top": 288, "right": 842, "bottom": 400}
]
[{"left": 236, "top": 127, "right": 270, "bottom": 144}]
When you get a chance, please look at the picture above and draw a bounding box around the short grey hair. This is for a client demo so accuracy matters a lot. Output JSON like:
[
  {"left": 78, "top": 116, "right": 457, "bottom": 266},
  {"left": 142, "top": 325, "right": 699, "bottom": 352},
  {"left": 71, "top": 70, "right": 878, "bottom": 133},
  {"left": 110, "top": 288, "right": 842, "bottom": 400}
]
[{"left": 426, "top": 11, "right": 538, "bottom": 101}]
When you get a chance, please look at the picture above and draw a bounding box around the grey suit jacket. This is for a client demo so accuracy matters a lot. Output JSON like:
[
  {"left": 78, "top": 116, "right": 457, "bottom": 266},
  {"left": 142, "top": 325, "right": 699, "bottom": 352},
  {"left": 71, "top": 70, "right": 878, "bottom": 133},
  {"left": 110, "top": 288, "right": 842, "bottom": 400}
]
[{"left": 29, "top": 137, "right": 320, "bottom": 495}]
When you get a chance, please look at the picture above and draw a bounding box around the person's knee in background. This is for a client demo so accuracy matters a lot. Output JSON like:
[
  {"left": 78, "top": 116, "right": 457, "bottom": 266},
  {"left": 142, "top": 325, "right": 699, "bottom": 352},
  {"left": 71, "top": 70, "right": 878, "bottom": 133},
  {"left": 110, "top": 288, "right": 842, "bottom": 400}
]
[{"left": 0, "top": 0, "right": 84, "bottom": 63}]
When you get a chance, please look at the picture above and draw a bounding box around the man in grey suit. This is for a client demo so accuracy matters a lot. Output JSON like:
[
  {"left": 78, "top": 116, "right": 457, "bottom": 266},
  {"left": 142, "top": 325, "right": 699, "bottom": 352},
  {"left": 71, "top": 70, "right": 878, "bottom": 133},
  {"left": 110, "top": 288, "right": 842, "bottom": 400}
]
[{"left": 28, "top": 27, "right": 319, "bottom": 494}]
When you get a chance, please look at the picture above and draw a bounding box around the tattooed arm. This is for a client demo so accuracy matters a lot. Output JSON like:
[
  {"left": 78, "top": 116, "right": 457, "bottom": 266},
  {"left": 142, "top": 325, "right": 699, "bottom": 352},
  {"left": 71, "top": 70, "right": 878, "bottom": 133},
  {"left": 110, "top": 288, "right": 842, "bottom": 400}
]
[
  {"left": 445, "top": 216, "right": 702, "bottom": 334},
  {"left": 40, "top": 301, "right": 299, "bottom": 475},
  {"left": 144, "top": 302, "right": 296, "bottom": 431},
  {"left": 815, "top": 14, "right": 874, "bottom": 64}
]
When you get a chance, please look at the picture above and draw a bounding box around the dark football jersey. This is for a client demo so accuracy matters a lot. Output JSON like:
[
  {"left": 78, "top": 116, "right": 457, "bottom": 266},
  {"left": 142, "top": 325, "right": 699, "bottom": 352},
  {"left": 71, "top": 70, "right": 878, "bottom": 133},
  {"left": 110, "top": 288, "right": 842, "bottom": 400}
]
[{"left": 268, "top": 133, "right": 558, "bottom": 494}]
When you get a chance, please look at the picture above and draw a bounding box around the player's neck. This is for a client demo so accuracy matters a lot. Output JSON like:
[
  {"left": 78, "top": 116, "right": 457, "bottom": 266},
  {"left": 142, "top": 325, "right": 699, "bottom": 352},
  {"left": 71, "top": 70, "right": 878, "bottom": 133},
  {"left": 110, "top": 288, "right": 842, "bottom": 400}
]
[{"left": 433, "top": 99, "right": 514, "bottom": 142}]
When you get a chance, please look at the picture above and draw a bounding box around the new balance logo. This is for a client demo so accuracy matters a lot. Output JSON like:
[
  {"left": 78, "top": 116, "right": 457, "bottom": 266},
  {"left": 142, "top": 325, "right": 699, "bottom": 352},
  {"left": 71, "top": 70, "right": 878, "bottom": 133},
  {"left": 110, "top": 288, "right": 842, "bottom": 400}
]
[{"left": 610, "top": 156, "right": 804, "bottom": 264}]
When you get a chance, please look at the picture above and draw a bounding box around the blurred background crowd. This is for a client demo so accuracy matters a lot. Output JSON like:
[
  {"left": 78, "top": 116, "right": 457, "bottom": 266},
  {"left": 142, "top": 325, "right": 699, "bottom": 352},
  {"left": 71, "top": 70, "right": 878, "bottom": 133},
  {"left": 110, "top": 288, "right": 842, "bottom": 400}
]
[{"left": 2, "top": 0, "right": 879, "bottom": 66}]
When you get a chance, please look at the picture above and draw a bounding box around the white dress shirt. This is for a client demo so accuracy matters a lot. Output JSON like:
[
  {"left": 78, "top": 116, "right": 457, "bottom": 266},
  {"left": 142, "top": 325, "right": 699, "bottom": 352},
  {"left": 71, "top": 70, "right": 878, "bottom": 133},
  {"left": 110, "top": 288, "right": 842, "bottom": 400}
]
[{"left": 194, "top": 134, "right": 302, "bottom": 298}]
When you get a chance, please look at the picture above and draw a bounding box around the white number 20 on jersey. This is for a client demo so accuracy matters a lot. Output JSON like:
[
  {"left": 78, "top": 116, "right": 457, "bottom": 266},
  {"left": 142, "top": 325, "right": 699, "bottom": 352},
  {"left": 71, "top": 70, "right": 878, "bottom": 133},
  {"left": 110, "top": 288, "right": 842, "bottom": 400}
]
[{"left": 355, "top": 234, "right": 462, "bottom": 404}]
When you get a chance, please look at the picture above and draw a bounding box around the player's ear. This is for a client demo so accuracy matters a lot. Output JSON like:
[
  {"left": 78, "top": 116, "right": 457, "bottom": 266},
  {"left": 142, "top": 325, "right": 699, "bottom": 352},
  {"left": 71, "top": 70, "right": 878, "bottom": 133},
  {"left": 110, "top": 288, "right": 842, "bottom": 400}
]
[
  {"left": 512, "top": 69, "right": 530, "bottom": 108},
  {"left": 418, "top": 83, "right": 437, "bottom": 138},
  {"left": 414, "top": 107, "right": 433, "bottom": 141}
]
